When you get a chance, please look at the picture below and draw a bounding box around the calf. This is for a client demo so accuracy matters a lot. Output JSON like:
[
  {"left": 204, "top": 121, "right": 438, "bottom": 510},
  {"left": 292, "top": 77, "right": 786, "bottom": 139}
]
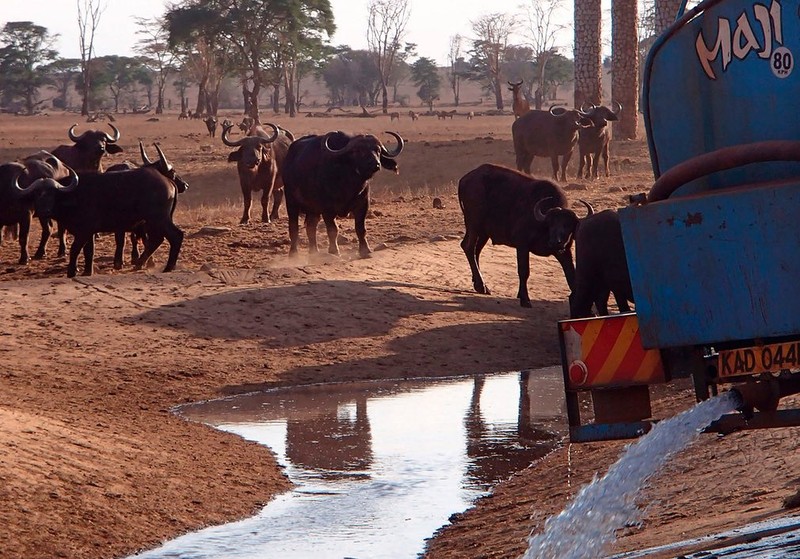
[
  {"left": 570, "top": 208, "right": 634, "bottom": 318},
  {"left": 458, "top": 163, "right": 583, "bottom": 307},
  {"left": 577, "top": 102, "right": 621, "bottom": 179},
  {"left": 15, "top": 145, "right": 187, "bottom": 278}
]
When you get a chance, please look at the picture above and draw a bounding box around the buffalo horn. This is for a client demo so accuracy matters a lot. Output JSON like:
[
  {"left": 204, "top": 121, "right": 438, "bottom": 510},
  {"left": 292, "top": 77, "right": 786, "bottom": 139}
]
[
  {"left": 105, "top": 123, "right": 121, "bottom": 143},
  {"left": 577, "top": 199, "right": 595, "bottom": 217},
  {"left": 323, "top": 132, "right": 355, "bottom": 154},
  {"left": 508, "top": 80, "right": 523, "bottom": 87},
  {"left": 67, "top": 123, "right": 85, "bottom": 143},
  {"left": 139, "top": 141, "right": 154, "bottom": 165},
  {"left": 221, "top": 124, "right": 246, "bottom": 147},
  {"left": 153, "top": 143, "right": 173, "bottom": 173},
  {"left": 13, "top": 167, "right": 78, "bottom": 196},
  {"left": 380, "top": 131, "right": 404, "bottom": 158},
  {"left": 549, "top": 105, "right": 566, "bottom": 116},
  {"left": 278, "top": 125, "right": 295, "bottom": 142},
  {"left": 612, "top": 100, "right": 623, "bottom": 115},
  {"left": 579, "top": 102, "right": 596, "bottom": 116},
  {"left": 534, "top": 197, "right": 556, "bottom": 222},
  {"left": 256, "top": 122, "right": 280, "bottom": 143}
]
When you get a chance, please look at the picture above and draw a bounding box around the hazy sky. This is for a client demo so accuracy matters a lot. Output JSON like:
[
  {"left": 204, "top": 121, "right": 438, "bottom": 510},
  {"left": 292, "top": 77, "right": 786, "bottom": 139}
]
[{"left": 0, "top": 0, "right": 595, "bottom": 64}]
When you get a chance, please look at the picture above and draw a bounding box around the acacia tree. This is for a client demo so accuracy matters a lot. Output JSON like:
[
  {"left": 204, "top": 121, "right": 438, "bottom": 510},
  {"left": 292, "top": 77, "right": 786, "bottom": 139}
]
[
  {"left": 165, "top": 1, "right": 231, "bottom": 117},
  {"left": 135, "top": 17, "right": 177, "bottom": 114},
  {"left": 366, "top": 0, "right": 411, "bottom": 114},
  {"left": 573, "top": 0, "right": 602, "bottom": 108},
  {"left": 77, "top": 0, "right": 105, "bottom": 116},
  {"left": 0, "top": 22, "right": 58, "bottom": 114},
  {"left": 522, "top": 0, "right": 568, "bottom": 109},
  {"left": 470, "top": 12, "right": 516, "bottom": 110},
  {"left": 42, "top": 58, "right": 81, "bottom": 110},
  {"left": 411, "top": 57, "right": 441, "bottom": 111}
]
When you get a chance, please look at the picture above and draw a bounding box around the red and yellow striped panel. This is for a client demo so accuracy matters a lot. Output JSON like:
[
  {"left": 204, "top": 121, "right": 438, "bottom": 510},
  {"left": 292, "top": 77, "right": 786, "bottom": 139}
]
[{"left": 559, "top": 314, "right": 665, "bottom": 389}]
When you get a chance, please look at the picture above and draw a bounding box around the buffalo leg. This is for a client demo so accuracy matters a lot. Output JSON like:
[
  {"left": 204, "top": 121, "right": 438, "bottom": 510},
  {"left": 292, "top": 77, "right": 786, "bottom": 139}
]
[
  {"left": 613, "top": 291, "right": 631, "bottom": 313},
  {"left": 162, "top": 223, "right": 184, "bottom": 273},
  {"left": 135, "top": 233, "right": 165, "bottom": 271},
  {"left": 554, "top": 249, "right": 576, "bottom": 291},
  {"left": 461, "top": 230, "right": 490, "bottom": 294},
  {"left": 515, "top": 248, "right": 532, "bottom": 308},
  {"left": 260, "top": 186, "right": 272, "bottom": 223},
  {"left": 81, "top": 236, "right": 95, "bottom": 276},
  {"left": 305, "top": 213, "right": 321, "bottom": 253},
  {"left": 286, "top": 201, "right": 301, "bottom": 256},
  {"left": 321, "top": 214, "right": 340, "bottom": 256},
  {"left": 113, "top": 231, "right": 125, "bottom": 270},
  {"left": 56, "top": 223, "right": 67, "bottom": 257},
  {"left": 269, "top": 187, "right": 283, "bottom": 221},
  {"left": 240, "top": 189, "right": 252, "bottom": 224},
  {"left": 351, "top": 198, "right": 371, "bottom": 258},
  {"left": 68, "top": 233, "right": 90, "bottom": 278},
  {"left": 550, "top": 156, "right": 560, "bottom": 181},
  {"left": 559, "top": 151, "right": 574, "bottom": 182},
  {"left": 17, "top": 217, "right": 30, "bottom": 265},
  {"left": 516, "top": 152, "right": 533, "bottom": 175},
  {"left": 602, "top": 143, "right": 611, "bottom": 177},
  {"left": 33, "top": 217, "right": 51, "bottom": 260}
]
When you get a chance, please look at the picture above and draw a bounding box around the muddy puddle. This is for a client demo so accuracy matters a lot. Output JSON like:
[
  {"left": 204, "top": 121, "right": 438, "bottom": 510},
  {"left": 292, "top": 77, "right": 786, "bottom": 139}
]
[{"left": 129, "top": 368, "right": 566, "bottom": 559}]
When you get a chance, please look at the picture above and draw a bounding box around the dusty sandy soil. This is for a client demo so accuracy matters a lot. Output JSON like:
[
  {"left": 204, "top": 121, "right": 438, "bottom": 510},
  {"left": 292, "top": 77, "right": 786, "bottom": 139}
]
[{"left": 0, "top": 111, "right": 799, "bottom": 559}]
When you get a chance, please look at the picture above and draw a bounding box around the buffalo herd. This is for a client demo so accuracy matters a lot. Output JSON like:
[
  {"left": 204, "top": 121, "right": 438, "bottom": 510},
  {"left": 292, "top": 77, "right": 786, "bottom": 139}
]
[{"left": 0, "top": 97, "right": 631, "bottom": 319}]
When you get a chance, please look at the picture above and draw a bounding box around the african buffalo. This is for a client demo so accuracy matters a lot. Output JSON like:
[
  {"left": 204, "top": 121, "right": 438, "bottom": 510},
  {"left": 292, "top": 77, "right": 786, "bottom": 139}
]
[
  {"left": 282, "top": 130, "right": 404, "bottom": 258},
  {"left": 51, "top": 123, "right": 123, "bottom": 172},
  {"left": 577, "top": 102, "right": 622, "bottom": 179},
  {"left": 458, "top": 163, "right": 585, "bottom": 307},
  {"left": 222, "top": 122, "right": 294, "bottom": 224},
  {"left": 39, "top": 123, "right": 125, "bottom": 259},
  {"left": 512, "top": 106, "right": 593, "bottom": 182},
  {"left": 15, "top": 145, "right": 186, "bottom": 278},
  {"left": 570, "top": 208, "right": 634, "bottom": 318},
  {"left": 0, "top": 151, "right": 77, "bottom": 264}
]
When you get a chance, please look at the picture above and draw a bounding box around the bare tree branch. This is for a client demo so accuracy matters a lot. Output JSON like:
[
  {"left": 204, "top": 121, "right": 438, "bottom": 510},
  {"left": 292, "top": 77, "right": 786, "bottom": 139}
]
[{"left": 366, "top": 0, "right": 411, "bottom": 114}]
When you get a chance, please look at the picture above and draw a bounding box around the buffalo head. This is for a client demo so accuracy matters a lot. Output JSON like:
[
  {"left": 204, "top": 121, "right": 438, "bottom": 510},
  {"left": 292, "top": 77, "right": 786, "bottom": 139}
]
[
  {"left": 322, "top": 130, "right": 404, "bottom": 177},
  {"left": 549, "top": 105, "right": 594, "bottom": 129},
  {"left": 12, "top": 152, "right": 79, "bottom": 218},
  {"left": 65, "top": 123, "right": 123, "bottom": 167},
  {"left": 578, "top": 101, "right": 622, "bottom": 127},
  {"left": 222, "top": 122, "right": 279, "bottom": 169},
  {"left": 532, "top": 196, "right": 586, "bottom": 253},
  {"left": 139, "top": 142, "right": 189, "bottom": 193}
]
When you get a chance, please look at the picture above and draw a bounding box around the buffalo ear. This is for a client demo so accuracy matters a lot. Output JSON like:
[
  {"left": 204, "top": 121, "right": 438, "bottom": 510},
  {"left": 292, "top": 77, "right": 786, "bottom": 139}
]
[
  {"left": 380, "top": 156, "right": 398, "bottom": 174},
  {"left": 228, "top": 151, "right": 241, "bottom": 163},
  {"left": 106, "top": 144, "right": 124, "bottom": 154}
]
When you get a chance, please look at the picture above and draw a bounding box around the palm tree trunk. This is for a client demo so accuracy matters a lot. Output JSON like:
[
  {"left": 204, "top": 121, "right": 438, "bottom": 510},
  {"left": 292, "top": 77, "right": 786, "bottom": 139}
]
[
  {"left": 654, "top": 0, "right": 683, "bottom": 36},
  {"left": 612, "top": 0, "right": 639, "bottom": 139},
  {"left": 574, "top": 0, "right": 603, "bottom": 108}
]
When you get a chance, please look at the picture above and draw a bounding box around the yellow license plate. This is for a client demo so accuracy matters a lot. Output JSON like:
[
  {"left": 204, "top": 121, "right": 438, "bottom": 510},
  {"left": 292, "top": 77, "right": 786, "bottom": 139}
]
[{"left": 718, "top": 341, "right": 800, "bottom": 378}]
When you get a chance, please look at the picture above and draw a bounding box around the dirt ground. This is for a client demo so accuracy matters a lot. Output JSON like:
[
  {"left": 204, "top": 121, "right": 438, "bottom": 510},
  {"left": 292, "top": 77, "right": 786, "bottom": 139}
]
[{"left": 1, "top": 111, "right": 799, "bottom": 559}]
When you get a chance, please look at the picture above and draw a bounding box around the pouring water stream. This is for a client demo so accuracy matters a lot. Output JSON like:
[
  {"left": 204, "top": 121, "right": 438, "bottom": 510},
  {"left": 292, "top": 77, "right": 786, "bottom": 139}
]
[{"left": 524, "top": 391, "right": 741, "bottom": 559}]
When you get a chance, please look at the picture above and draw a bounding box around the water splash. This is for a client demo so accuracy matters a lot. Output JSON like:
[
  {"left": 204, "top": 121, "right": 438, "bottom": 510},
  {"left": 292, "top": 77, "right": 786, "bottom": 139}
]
[{"left": 524, "top": 391, "right": 741, "bottom": 559}]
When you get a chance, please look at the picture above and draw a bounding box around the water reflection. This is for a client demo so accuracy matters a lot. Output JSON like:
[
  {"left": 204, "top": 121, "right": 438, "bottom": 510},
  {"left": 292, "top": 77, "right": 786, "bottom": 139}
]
[{"left": 130, "top": 369, "right": 566, "bottom": 559}]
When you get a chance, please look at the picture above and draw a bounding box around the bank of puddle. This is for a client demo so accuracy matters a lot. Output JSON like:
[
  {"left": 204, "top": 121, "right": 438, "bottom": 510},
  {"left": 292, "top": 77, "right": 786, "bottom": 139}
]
[{"left": 130, "top": 368, "right": 566, "bottom": 559}]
